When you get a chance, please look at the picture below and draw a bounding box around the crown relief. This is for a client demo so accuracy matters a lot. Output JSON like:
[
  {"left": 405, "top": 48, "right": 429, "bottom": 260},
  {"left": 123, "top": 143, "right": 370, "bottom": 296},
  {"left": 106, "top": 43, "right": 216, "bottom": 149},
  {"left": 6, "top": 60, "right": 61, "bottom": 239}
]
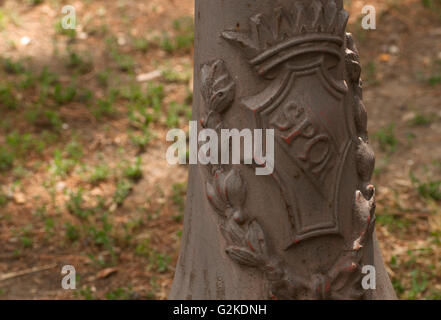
[{"left": 221, "top": 0, "right": 349, "bottom": 76}]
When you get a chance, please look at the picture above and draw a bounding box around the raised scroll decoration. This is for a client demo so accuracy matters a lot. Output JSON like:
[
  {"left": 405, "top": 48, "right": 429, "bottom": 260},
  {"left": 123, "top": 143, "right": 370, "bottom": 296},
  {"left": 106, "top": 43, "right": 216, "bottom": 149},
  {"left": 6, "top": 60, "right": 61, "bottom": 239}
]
[{"left": 214, "top": 0, "right": 378, "bottom": 299}]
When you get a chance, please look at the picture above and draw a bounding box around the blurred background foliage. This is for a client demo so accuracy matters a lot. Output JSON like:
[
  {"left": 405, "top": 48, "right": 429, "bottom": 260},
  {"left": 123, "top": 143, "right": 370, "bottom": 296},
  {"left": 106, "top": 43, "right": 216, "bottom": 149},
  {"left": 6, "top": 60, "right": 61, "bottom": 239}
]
[{"left": 0, "top": 0, "right": 440, "bottom": 299}]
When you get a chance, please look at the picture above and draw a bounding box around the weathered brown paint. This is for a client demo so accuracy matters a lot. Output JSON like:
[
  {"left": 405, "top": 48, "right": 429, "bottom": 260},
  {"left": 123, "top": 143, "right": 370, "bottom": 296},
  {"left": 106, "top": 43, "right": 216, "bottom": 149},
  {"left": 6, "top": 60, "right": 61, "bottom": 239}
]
[{"left": 170, "top": 0, "right": 396, "bottom": 300}]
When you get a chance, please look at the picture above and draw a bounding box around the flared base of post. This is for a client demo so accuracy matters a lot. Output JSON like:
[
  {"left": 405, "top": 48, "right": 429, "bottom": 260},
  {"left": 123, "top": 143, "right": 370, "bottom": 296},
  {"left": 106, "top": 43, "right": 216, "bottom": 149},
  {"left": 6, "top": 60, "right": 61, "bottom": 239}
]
[{"left": 170, "top": 167, "right": 396, "bottom": 300}]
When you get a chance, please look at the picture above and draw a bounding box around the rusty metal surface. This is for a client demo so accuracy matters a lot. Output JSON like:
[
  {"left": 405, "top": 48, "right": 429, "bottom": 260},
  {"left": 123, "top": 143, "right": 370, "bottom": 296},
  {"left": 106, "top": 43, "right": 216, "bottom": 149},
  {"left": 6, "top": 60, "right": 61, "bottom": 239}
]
[{"left": 170, "top": 0, "right": 396, "bottom": 300}]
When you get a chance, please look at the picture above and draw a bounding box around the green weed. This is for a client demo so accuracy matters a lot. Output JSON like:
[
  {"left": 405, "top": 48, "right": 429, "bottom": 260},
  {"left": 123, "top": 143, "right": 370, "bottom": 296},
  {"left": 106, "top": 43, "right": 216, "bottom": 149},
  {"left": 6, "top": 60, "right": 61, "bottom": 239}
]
[
  {"left": 373, "top": 124, "right": 398, "bottom": 153},
  {"left": 66, "top": 189, "right": 94, "bottom": 218},
  {"left": 88, "top": 164, "right": 110, "bottom": 185},
  {"left": 113, "top": 180, "right": 133, "bottom": 206},
  {"left": 105, "top": 287, "right": 134, "bottom": 300},
  {"left": 65, "top": 222, "right": 80, "bottom": 241},
  {"left": 123, "top": 157, "right": 143, "bottom": 182}
]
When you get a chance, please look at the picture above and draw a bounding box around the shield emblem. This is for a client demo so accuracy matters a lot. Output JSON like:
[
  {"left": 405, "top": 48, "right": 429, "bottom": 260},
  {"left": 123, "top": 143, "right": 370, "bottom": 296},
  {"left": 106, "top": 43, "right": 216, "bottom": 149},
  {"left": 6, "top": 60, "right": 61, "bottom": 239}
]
[{"left": 243, "top": 56, "right": 352, "bottom": 247}]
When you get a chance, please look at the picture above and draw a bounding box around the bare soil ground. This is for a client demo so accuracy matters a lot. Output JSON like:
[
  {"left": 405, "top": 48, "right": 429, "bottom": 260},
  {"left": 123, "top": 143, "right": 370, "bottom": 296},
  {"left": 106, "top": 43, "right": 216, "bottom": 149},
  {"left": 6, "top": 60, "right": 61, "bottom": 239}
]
[{"left": 0, "top": 0, "right": 440, "bottom": 300}]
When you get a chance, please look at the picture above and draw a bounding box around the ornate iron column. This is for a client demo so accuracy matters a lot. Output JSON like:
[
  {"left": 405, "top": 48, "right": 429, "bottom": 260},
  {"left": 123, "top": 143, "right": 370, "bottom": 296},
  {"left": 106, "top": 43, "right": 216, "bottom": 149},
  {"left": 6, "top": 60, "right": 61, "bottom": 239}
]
[{"left": 170, "top": 0, "right": 396, "bottom": 300}]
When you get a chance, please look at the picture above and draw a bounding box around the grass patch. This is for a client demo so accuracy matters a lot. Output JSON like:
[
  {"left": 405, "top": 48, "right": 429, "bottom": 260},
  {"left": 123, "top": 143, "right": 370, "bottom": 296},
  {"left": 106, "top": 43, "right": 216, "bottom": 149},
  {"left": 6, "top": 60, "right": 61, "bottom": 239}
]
[
  {"left": 0, "top": 85, "right": 17, "bottom": 110},
  {"left": 65, "top": 222, "right": 80, "bottom": 242},
  {"left": 409, "top": 111, "right": 432, "bottom": 126},
  {"left": 373, "top": 124, "right": 398, "bottom": 153},
  {"left": 0, "top": 146, "right": 14, "bottom": 172},
  {"left": 411, "top": 173, "right": 441, "bottom": 201},
  {"left": 105, "top": 287, "right": 132, "bottom": 300},
  {"left": 157, "top": 17, "right": 194, "bottom": 54},
  {"left": 66, "top": 188, "right": 95, "bottom": 219},
  {"left": 123, "top": 157, "right": 143, "bottom": 182},
  {"left": 88, "top": 164, "right": 110, "bottom": 185},
  {"left": 113, "top": 180, "right": 133, "bottom": 206}
]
